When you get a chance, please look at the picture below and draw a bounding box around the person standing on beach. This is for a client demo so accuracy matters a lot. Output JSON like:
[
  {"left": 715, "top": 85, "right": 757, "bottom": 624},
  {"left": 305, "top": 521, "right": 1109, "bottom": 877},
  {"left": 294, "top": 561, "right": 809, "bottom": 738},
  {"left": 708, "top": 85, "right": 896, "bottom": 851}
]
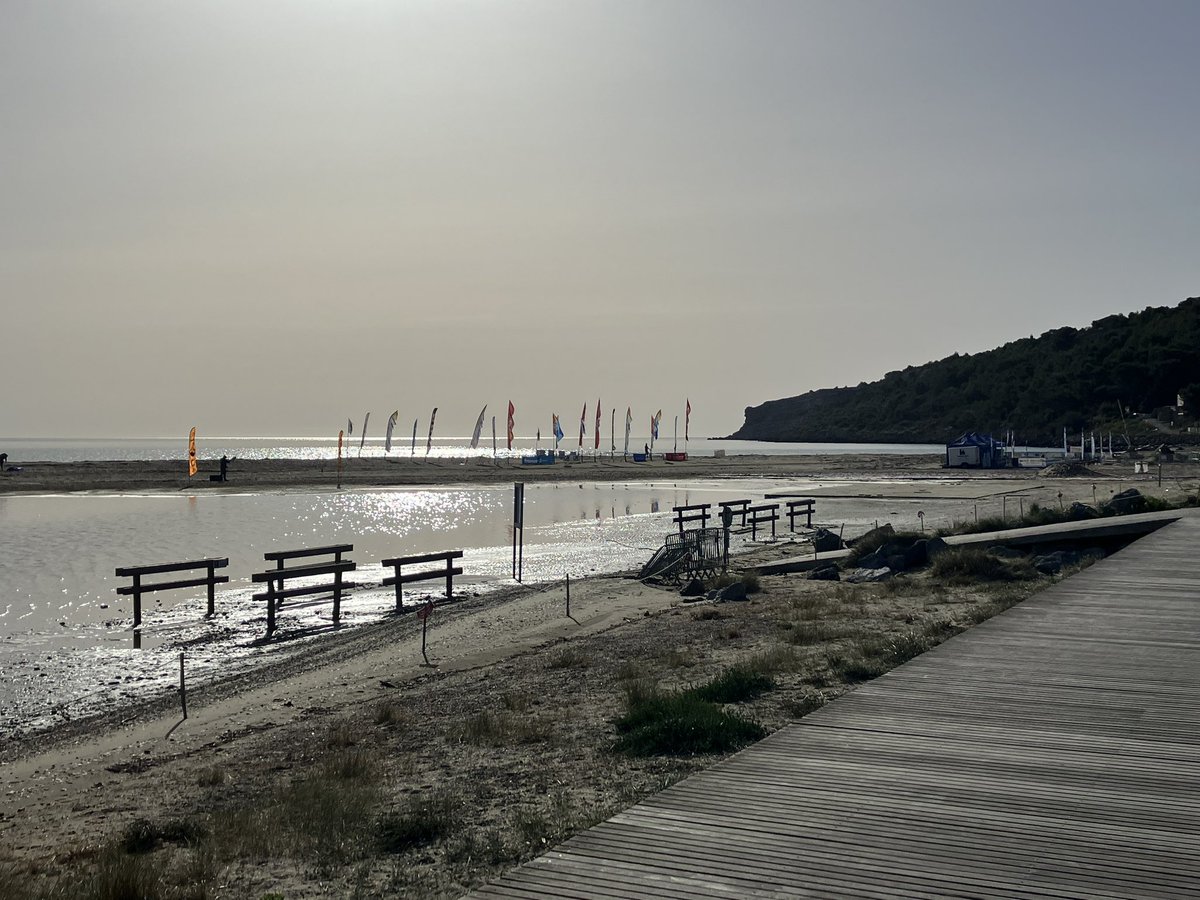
[
  {"left": 644, "top": 443, "right": 650, "bottom": 460},
  {"left": 0, "top": 453, "right": 7, "bottom": 469},
  {"left": 219, "top": 455, "right": 230, "bottom": 482}
]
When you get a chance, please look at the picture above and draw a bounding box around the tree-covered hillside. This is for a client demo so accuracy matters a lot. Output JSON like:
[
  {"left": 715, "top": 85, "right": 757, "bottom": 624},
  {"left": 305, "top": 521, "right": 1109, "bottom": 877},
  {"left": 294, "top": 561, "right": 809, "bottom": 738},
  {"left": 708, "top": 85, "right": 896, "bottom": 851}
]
[{"left": 731, "top": 297, "right": 1200, "bottom": 445}]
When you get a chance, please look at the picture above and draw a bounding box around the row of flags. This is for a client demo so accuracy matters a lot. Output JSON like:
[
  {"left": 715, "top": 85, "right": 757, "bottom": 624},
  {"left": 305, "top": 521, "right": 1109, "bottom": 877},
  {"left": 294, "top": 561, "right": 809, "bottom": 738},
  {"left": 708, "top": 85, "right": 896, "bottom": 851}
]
[
  {"left": 190, "top": 400, "right": 693, "bottom": 475},
  {"left": 339, "top": 400, "right": 691, "bottom": 459}
]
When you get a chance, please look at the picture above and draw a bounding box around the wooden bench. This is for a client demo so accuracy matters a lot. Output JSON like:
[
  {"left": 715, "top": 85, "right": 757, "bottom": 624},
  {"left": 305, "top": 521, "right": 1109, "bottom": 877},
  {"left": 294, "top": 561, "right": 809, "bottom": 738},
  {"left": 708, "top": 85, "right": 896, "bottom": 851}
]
[
  {"left": 718, "top": 499, "right": 752, "bottom": 528},
  {"left": 785, "top": 498, "right": 816, "bottom": 531},
  {"left": 252, "top": 544, "right": 356, "bottom": 638},
  {"left": 672, "top": 503, "right": 712, "bottom": 534},
  {"left": 745, "top": 503, "right": 780, "bottom": 541},
  {"left": 114, "top": 558, "right": 230, "bottom": 634},
  {"left": 381, "top": 550, "right": 464, "bottom": 610}
]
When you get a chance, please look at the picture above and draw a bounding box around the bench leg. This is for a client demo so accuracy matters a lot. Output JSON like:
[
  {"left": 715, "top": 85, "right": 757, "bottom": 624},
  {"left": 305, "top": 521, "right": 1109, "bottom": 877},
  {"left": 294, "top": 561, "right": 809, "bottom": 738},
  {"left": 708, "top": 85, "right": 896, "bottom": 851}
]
[{"left": 333, "top": 572, "right": 342, "bottom": 626}]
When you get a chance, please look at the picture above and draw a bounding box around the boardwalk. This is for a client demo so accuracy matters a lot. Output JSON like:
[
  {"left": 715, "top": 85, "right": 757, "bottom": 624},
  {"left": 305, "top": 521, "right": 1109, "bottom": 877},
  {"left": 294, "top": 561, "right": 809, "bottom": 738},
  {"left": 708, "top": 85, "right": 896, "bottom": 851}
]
[{"left": 471, "top": 513, "right": 1200, "bottom": 899}]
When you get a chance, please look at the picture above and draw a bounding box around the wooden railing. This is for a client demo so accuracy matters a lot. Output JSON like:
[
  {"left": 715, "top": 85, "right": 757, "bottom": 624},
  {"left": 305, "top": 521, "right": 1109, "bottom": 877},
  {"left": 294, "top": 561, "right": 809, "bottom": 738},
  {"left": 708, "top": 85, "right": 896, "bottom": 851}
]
[
  {"left": 745, "top": 503, "right": 780, "bottom": 541},
  {"left": 381, "top": 550, "right": 464, "bottom": 610},
  {"left": 672, "top": 503, "right": 712, "bottom": 534},
  {"left": 717, "top": 499, "right": 752, "bottom": 527},
  {"left": 252, "top": 544, "right": 356, "bottom": 638},
  {"left": 785, "top": 498, "right": 816, "bottom": 531},
  {"left": 115, "top": 558, "right": 230, "bottom": 631}
]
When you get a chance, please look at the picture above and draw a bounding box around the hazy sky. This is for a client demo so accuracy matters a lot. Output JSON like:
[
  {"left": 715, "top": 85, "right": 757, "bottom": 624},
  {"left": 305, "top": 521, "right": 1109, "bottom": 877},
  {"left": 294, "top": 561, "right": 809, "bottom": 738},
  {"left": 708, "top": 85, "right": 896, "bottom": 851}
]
[{"left": 3, "top": 1, "right": 1197, "bottom": 439}]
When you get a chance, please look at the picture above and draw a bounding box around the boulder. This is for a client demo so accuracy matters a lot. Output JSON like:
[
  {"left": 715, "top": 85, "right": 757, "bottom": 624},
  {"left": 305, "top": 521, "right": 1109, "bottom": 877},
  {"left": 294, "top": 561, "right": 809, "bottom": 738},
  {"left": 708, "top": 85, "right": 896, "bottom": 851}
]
[
  {"left": 886, "top": 554, "right": 908, "bottom": 572},
  {"left": 811, "top": 527, "right": 844, "bottom": 553},
  {"left": 856, "top": 550, "right": 887, "bottom": 570},
  {"left": 924, "top": 536, "right": 950, "bottom": 559},
  {"left": 1103, "top": 488, "right": 1146, "bottom": 515},
  {"left": 679, "top": 579, "right": 706, "bottom": 598},
  {"left": 1032, "top": 551, "right": 1069, "bottom": 575},
  {"left": 1066, "top": 502, "right": 1100, "bottom": 521},
  {"left": 807, "top": 564, "right": 840, "bottom": 581},
  {"left": 902, "top": 540, "right": 929, "bottom": 569},
  {"left": 715, "top": 581, "right": 748, "bottom": 602},
  {"left": 844, "top": 566, "right": 892, "bottom": 584},
  {"left": 852, "top": 523, "right": 895, "bottom": 548}
]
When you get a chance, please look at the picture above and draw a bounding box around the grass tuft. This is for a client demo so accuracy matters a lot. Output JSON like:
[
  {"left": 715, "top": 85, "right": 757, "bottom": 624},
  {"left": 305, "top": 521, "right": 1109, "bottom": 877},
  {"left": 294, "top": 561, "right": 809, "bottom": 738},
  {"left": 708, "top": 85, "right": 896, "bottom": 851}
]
[
  {"left": 690, "top": 665, "right": 774, "bottom": 704},
  {"left": 377, "top": 792, "right": 459, "bottom": 854},
  {"left": 930, "top": 548, "right": 1037, "bottom": 584},
  {"left": 613, "top": 682, "right": 766, "bottom": 756},
  {"left": 545, "top": 647, "right": 590, "bottom": 669}
]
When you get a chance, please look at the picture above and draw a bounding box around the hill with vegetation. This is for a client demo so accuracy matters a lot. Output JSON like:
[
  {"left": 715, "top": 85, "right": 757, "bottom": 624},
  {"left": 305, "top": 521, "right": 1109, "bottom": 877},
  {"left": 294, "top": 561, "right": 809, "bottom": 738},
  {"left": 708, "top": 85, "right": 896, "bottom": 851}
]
[{"left": 731, "top": 296, "right": 1200, "bottom": 446}]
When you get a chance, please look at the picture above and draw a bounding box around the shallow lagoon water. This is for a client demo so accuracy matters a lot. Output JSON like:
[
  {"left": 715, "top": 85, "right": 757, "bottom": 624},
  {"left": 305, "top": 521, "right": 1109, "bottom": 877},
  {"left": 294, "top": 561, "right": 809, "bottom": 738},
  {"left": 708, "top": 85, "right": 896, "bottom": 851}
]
[{"left": 0, "top": 478, "right": 976, "bottom": 734}]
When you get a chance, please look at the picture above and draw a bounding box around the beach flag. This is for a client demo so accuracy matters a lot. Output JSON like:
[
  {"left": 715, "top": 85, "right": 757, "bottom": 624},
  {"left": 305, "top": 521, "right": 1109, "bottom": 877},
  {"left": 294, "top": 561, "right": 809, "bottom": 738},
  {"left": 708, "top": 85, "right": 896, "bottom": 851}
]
[
  {"left": 470, "top": 405, "right": 487, "bottom": 450},
  {"left": 624, "top": 407, "right": 632, "bottom": 455},
  {"left": 507, "top": 401, "right": 515, "bottom": 450},
  {"left": 411, "top": 419, "right": 418, "bottom": 456},
  {"left": 686, "top": 399, "right": 691, "bottom": 442},
  {"left": 187, "top": 427, "right": 197, "bottom": 477},
  {"left": 652, "top": 410, "right": 661, "bottom": 441},
  {"left": 594, "top": 398, "right": 601, "bottom": 450},
  {"left": 552, "top": 413, "right": 564, "bottom": 447},
  {"left": 578, "top": 402, "right": 587, "bottom": 448},
  {"left": 426, "top": 408, "right": 437, "bottom": 456},
  {"left": 385, "top": 411, "right": 398, "bottom": 453},
  {"left": 347, "top": 418, "right": 353, "bottom": 438},
  {"left": 358, "top": 412, "right": 370, "bottom": 456}
]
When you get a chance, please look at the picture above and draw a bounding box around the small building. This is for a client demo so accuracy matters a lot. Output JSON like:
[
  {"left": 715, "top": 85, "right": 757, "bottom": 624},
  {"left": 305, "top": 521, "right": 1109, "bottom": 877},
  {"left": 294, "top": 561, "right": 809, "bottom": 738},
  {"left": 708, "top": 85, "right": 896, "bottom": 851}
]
[{"left": 945, "top": 432, "right": 1006, "bottom": 468}]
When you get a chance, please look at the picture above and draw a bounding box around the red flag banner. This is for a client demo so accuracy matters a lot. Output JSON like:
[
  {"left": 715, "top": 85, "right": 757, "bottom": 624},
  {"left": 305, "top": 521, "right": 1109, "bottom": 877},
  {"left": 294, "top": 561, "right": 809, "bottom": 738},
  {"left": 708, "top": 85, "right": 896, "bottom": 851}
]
[
  {"left": 594, "top": 398, "right": 601, "bottom": 450},
  {"left": 685, "top": 399, "right": 691, "bottom": 442},
  {"left": 187, "top": 427, "right": 197, "bottom": 477},
  {"left": 507, "top": 401, "right": 515, "bottom": 450},
  {"left": 579, "top": 402, "right": 586, "bottom": 448}
]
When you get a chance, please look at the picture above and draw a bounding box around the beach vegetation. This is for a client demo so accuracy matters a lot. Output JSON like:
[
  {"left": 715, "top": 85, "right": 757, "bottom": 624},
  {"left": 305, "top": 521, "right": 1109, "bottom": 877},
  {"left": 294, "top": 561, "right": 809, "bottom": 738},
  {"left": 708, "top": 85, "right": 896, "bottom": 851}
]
[
  {"left": 545, "top": 647, "right": 589, "bottom": 669},
  {"left": 376, "top": 792, "right": 459, "bottom": 854},
  {"left": 930, "top": 548, "right": 1037, "bottom": 583},
  {"left": 690, "top": 665, "right": 774, "bottom": 704},
  {"left": 373, "top": 701, "right": 407, "bottom": 726},
  {"left": 613, "top": 681, "right": 766, "bottom": 756}
]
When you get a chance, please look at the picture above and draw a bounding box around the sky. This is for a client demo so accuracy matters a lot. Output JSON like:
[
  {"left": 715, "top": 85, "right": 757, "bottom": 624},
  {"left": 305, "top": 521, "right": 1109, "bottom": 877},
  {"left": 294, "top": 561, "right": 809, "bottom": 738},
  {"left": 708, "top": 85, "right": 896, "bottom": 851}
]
[{"left": 2, "top": 0, "right": 1198, "bottom": 439}]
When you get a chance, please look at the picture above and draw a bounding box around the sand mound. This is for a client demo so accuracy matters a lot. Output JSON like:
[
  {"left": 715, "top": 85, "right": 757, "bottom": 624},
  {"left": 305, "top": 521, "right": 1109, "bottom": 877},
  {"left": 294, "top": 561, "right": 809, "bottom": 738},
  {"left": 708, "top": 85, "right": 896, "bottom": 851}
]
[{"left": 1038, "top": 460, "right": 1106, "bottom": 478}]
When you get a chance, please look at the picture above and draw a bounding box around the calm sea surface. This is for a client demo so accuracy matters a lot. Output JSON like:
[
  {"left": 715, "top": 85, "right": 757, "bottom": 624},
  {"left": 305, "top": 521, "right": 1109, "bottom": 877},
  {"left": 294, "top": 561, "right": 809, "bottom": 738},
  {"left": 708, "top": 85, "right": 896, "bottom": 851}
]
[
  {"left": 0, "top": 436, "right": 944, "bottom": 463},
  {"left": 1, "top": 454, "right": 981, "bottom": 735}
]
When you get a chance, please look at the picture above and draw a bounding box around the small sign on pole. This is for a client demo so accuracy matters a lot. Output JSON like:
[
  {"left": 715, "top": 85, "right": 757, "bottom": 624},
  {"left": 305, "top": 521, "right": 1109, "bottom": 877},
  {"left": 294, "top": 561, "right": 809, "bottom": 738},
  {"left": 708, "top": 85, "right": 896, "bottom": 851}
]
[{"left": 513, "top": 482, "right": 525, "bottom": 582}]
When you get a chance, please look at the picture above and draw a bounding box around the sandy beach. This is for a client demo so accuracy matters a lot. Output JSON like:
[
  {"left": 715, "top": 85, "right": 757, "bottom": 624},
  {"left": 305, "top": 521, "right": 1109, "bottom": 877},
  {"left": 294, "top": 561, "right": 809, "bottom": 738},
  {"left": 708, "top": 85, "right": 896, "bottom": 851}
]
[
  {"left": 0, "top": 452, "right": 956, "bottom": 494},
  {"left": 2, "top": 454, "right": 1197, "bottom": 898}
]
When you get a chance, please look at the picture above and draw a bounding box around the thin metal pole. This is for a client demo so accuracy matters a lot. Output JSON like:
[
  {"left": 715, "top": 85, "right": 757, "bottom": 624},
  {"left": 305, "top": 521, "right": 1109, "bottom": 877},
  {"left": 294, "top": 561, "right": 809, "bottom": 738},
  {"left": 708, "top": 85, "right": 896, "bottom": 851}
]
[
  {"left": 179, "top": 653, "right": 188, "bottom": 720},
  {"left": 566, "top": 573, "right": 570, "bottom": 617}
]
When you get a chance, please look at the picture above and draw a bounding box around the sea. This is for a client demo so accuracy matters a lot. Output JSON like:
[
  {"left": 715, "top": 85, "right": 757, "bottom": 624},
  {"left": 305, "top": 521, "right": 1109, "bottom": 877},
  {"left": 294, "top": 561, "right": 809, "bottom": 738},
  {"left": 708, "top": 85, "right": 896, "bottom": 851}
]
[{"left": 0, "top": 437, "right": 952, "bottom": 735}]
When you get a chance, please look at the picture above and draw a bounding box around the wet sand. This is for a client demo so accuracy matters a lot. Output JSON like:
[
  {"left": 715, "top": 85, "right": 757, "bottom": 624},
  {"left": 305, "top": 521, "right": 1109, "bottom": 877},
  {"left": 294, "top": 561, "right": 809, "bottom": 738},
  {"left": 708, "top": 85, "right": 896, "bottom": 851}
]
[{"left": 0, "top": 452, "right": 973, "bottom": 494}]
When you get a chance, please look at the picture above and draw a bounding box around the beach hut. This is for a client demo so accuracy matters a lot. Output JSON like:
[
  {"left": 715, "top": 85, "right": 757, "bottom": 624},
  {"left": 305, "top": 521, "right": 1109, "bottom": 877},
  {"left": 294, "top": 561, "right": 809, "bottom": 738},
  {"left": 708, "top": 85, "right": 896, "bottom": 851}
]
[{"left": 945, "top": 432, "right": 1006, "bottom": 468}]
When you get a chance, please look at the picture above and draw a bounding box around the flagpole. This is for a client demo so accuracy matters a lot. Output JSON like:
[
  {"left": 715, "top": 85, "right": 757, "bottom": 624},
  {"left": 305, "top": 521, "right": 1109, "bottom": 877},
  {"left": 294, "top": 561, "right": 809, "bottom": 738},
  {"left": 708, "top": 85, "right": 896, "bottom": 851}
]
[
  {"left": 492, "top": 416, "right": 497, "bottom": 460},
  {"left": 610, "top": 408, "right": 615, "bottom": 456},
  {"left": 411, "top": 419, "right": 417, "bottom": 457}
]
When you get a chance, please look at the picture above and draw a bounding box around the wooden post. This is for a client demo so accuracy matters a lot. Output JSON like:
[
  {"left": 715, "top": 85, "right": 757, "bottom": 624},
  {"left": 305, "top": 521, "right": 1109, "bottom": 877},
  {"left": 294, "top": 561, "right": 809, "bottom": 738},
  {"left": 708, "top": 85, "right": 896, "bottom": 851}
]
[
  {"left": 132, "top": 573, "right": 142, "bottom": 628},
  {"left": 420, "top": 601, "right": 432, "bottom": 664},
  {"left": 445, "top": 563, "right": 453, "bottom": 601},
  {"left": 566, "top": 573, "right": 570, "bottom": 617},
  {"left": 332, "top": 567, "right": 342, "bottom": 626},
  {"left": 394, "top": 563, "right": 404, "bottom": 611},
  {"left": 266, "top": 577, "right": 277, "bottom": 637},
  {"left": 179, "top": 652, "right": 188, "bottom": 720},
  {"left": 206, "top": 562, "right": 216, "bottom": 617}
]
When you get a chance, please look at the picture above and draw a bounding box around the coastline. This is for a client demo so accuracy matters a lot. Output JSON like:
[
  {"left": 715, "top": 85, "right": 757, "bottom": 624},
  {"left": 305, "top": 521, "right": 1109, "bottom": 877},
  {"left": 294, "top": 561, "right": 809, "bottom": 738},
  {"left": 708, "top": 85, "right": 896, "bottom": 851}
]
[{"left": 0, "top": 452, "right": 968, "bottom": 494}]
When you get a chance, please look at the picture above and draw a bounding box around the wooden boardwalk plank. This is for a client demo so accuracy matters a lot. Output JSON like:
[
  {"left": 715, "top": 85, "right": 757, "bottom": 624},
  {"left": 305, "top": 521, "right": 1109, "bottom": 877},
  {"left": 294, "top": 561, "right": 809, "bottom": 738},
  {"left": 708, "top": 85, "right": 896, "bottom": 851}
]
[{"left": 469, "top": 513, "right": 1200, "bottom": 899}]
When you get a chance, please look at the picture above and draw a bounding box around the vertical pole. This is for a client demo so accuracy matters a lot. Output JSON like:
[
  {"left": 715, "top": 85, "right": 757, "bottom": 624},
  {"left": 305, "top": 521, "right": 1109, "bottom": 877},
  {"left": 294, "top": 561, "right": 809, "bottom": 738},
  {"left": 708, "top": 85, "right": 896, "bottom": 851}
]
[
  {"left": 566, "top": 573, "right": 571, "bottom": 617},
  {"left": 1003, "top": 496, "right": 1007, "bottom": 518},
  {"left": 445, "top": 558, "right": 453, "bottom": 601},
  {"left": 267, "top": 577, "right": 277, "bottom": 638},
  {"left": 179, "top": 652, "right": 188, "bottom": 720},
  {"left": 807, "top": 502, "right": 813, "bottom": 528},
  {"left": 132, "top": 574, "right": 142, "bottom": 629},
  {"left": 421, "top": 603, "right": 430, "bottom": 665},
  {"left": 206, "top": 563, "right": 216, "bottom": 617},
  {"left": 1158, "top": 464, "right": 1162, "bottom": 487},
  {"left": 333, "top": 567, "right": 342, "bottom": 627},
  {"left": 395, "top": 565, "right": 403, "bottom": 611},
  {"left": 513, "top": 483, "right": 524, "bottom": 581},
  {"left": 771, "top": 510, "right": 776, "bottom": 540}
]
